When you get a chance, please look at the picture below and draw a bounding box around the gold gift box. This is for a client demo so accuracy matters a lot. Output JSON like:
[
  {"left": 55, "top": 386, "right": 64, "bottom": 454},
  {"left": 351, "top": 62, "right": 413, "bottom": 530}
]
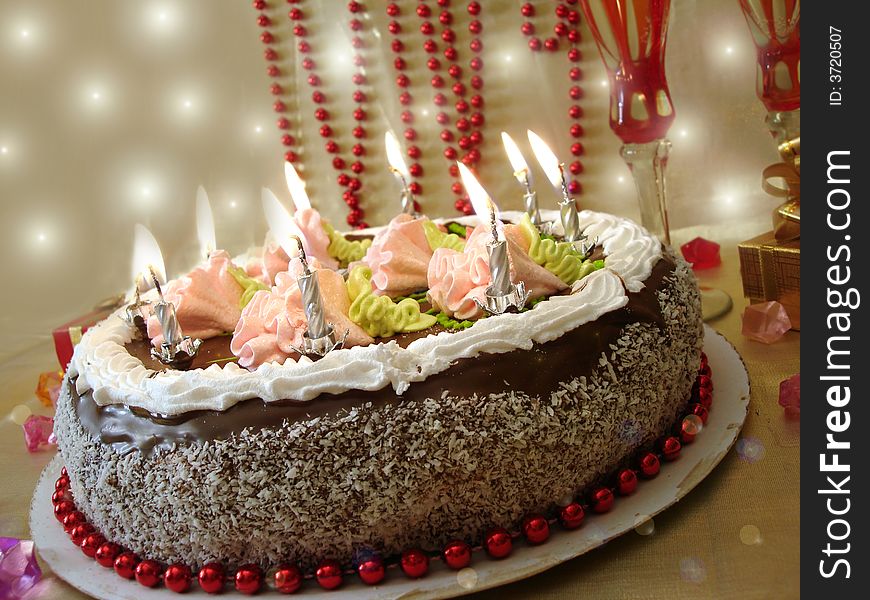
[{"left": 738, "top": 232, "right": 800, "bottom": 330}]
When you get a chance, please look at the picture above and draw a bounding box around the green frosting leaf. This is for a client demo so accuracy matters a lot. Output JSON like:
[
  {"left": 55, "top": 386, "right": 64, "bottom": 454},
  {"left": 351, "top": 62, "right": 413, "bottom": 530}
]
[
  {"left": 446, "top": 222, "right": 469, "bottom": 238},
  {"left": 347, "top": 266, "right": 437, "bottom": 337},
  {"left": 228, "top": 265, "right": 269, "bottom": 309},
  {"left": 422, "top": 220, "right": 466, "bottom": 253},
  {"left": 323, "top": 222, "right": 372, "bottom": 267},
  {"left": 518, "top": 213, "right": 603, "bottom": 285}
]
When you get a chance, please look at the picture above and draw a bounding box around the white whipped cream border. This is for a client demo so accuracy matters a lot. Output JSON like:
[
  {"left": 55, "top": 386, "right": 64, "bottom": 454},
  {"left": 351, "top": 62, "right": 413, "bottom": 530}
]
[{"left": 68, "top": 210, "right": 661, "bottom": 416}]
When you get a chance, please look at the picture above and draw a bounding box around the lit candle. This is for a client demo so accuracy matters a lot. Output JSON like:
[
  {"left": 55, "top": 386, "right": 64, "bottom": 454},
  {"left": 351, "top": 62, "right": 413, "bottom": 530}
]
[
  {"left": 262, "top": 188, "right": 344, "bottom": 355},
  {"left": 195, "top": 185, "right": 216, "bottom": 260},
  {"left": 131, "top": 224, "right": 200, "bottom": 367},
  {"left": 501, "top": 132, "right": 542, "bottom": 227},
  {"left": 527, "top": 130, "right": 581, "bottom": 242},
  {"left": 385, "top": 131, "right": 416, "bottom": 215},
  {"left": 284, "top": 161, "right": 312, "bottom": 212},
  {"left": 457, "top": 163, "right": 530, "bottom": 314}
]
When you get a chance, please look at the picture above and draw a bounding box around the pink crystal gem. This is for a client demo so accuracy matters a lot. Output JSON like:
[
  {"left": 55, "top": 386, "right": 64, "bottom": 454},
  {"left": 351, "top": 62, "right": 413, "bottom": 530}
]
[
  {"left": 779, "top": 373, "right": 800, "bottom": 418},
  {"left": 741, "top": 301, "right": 791, "bottom": 343},
  {"left": 0, "top": 538, "right": 42, "bottom": 598},
  {"left": 680, "top": 237, "right": 721, "bottom": 270},
  {"left": 22, "top": 415, "right": 55, "bottom": 453}
]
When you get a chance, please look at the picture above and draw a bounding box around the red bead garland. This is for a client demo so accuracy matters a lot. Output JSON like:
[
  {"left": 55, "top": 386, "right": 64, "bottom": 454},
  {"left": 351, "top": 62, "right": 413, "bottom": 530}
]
[
  {"left": 164, "top": 563, "right": 193, "bottom": 593},
  {"left": 70, "top": 523, "right": 95, "bottom": 546},
  {"left": 416, "top": 0, "right": 487, "bottom": 214},
  {"left": 590, "top": 487, "right": 615, "bottom": 513},
  {"left": 357, "top": 556, "right": 386, "bottom": 585},
  {"left": 54, "top": 499, "right": 75, "bottom": 522},
  {"left": 616, "top": 468, "right": 638, "bottom": 495},
  {"left": 484, "top": 527, "right": 513, "bottom": 559},
  {"left": 522, "top": 514, "right": 551, "bottom": 545},
  {"left": 661, "top": 436, "right": 682, "bottom": 461},
  {"left": 235, "top": 564, "right": 263, "bottom": 595},
  {"left": 274, "top": 563, "right": 303, "bottom": 594},
  {"left": 251, "top": 0, "right": 369, "bottom": 229},
  {"left": 80, "top": 532, "right": 105, "bottom": 558},
  {"left": 519, "top": 1, "right": 586, "bottom": 190},
  {"left": 95, "top": 542, "right": 122, "bottom": 568},
  {"left": 400, "top": 548, "right": 429, "bottom": 578},
  {"left": 316, "top": 559, "right": 343, "bottom": 590},
  {"left": 113, "top": 552, "right": 139, "bottom": 580},
  {"left": 198, "top": 562, "right": 225, "bottom": 594},
  {"left": 62, "top": 510, "right": 86, "bottom": 533},
  {"left": 442, "top": 539, "right": 472, "bottom": 570},
  {"left": 559, "top": 502, "right": 586, "bottom": 529},
  {"left": 135, "top": 560, "right": 163, "bottom": 588},
  {"left": 639, "top": 452, "right": 661, "bottom": 478},
  {"left": 384, "top": 2, "right": 424, "bottom": 202}
]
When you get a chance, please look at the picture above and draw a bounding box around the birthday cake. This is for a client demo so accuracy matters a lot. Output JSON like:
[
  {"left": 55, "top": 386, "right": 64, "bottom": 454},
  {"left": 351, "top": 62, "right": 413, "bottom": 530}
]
[{"left": 53, "top": 205, "right": 704, "bottom": 591}]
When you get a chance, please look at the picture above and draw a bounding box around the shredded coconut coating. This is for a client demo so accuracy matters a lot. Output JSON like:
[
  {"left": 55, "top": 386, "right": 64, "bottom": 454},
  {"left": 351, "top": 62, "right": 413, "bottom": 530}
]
[{"left": 54, "top": 250, "right": 702, "bottom": 571}]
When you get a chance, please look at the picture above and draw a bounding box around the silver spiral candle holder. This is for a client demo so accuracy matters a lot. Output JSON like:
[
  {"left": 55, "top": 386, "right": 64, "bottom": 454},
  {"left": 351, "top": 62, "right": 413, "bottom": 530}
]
[{"left": 289, "top": 239, "right": 348, "bottom": 358}]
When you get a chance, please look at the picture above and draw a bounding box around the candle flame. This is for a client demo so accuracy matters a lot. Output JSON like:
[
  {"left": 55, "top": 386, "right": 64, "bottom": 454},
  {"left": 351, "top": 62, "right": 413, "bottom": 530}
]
[
  {"left": 457, "top": 163, "right": 502, "bottom": 236},
  {"left": 385, "top": 131, "right": 410, "bottom": 180},
  {"left": 527, "top": 130, "right": 563, "bottom": 189},
  {"left": 131, "top": 224, "right": 166, "bottom": 291},
  {"left": 284, "top": 161, "right": 312, "bottom": 212},
  {"left": 262, "top": 187, "right": 309, "bottom": 259},
  {"left": 501, "top": 132, "right": 531, "bottom": 185},
  {"left": 195, "top": 185, "right": 216, "bottom": 258}
]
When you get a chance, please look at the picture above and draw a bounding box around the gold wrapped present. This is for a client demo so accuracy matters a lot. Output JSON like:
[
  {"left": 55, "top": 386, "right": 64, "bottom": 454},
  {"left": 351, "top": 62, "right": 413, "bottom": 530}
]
[{"left": 738, "top": 232, "right": 800, "bottom": 330}]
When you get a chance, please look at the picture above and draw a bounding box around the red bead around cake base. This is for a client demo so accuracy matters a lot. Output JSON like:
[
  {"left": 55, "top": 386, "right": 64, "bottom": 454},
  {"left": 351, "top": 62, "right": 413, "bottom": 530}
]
[
  {"left": 113, "top": 552, "right": 139, "bottom": 580},
  {"left": 484, "top": 528, "right": 513, "bottom": 559},
  {"left": 95, "top": 542, "right": 122, "bottom": 568},
  {"left": 357, "top": 557, "right": 386, "bottom": 585},
  {"left": 164, "top": 564, "right": 193, "bottom": 593},
  {"left": 51, "top": 359, "right": 713, "bottom": 594},
  {"left": 135, "top": 560, "right": 163, "bottom": 588},
  {"left": 234, "top": 564, "right": 263, "bottom": 595},
  {"left": 522, "top": 514, "right": 550, "bottom": 545},
  {"left": 198, "top": 562, "right": 225, "bottom": 594},
  {"left": 400, "top": 548, "right": 429, "bottom": 579},
  {"left": 443, "top": 540, "right": 472, "bottom": 570},
  {"left": 315, "top": 560, "right": 343, "bottom": 590},
  {"left": 559, "top": 502, "right": 586, "bottom": 530},
  {"left": 274, "top": 563, "right": 303, "bottom": 594}
]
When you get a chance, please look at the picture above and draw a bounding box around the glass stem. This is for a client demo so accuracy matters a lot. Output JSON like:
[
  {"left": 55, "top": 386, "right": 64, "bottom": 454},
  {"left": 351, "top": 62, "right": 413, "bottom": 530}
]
[{"left": 620, "top": 139, "right": 672, "bottom": 245}]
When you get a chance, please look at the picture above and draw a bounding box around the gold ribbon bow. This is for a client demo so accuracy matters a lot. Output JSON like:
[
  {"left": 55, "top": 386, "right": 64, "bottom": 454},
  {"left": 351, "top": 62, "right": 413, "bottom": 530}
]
[{"left": 763, "top": 136, "right": 800, "bottom": 241}]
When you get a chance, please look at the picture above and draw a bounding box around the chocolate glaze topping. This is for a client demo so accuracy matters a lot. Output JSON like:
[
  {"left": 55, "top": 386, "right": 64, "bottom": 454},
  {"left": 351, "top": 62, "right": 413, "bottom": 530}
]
[{"left": 73, "top": 255, "right": 675, "bottom": 456}]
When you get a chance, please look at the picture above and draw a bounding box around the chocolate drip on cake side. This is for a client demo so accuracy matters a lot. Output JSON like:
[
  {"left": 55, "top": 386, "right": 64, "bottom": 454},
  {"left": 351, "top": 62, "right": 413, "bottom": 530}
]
[{"left": 72, "top": 255, "right": 675, "bottom": 456}]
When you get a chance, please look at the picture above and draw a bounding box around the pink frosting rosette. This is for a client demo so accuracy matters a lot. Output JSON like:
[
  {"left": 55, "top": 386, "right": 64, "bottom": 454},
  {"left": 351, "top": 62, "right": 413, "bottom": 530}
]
[
  {"left": 147, "top": 250, "right": 244, "bottom": 346},
  {"left": 231, "top": 258, "right": 373, "bottom": 369},
  {"left": 427, "top": 224, "right": 567, "bottom": 320},
  {"left": 363, "top": 214, "right": 432, "bottom": 297},
  {"left": 262, "top": 207, "right": 338, "bottom": 285}
]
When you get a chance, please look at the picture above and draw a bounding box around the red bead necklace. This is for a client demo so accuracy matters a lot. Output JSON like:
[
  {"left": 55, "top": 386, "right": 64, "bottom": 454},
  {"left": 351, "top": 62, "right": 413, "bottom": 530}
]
[
  {"left": 520, "top": 0, "right": 585, "bottom": 194},
  {"left": 417, "top": 0, "right": 488, "bottom": 215},
  {"left": 251, "top": 0, "right": 370, "bottom": 229},
  {"left": 385, "top": 3, "right": 425, "bottom": 200}
]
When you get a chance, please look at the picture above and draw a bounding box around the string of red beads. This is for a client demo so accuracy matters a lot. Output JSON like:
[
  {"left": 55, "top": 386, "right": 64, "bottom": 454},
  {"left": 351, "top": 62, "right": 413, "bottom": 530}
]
[
  {"left": 251, "top": 0, "right": 370, "bottom": 229},
  {"left": 520, "top": 0, "right": 585, "bottom": 195},
  {"left": 416, "top": 0, "right": 487, "bottom": 215},
  {"left": 384, "top": 3, "right": 425, "bottom": 200},
  {"left": 51, "top": 357, "right": 712, "bottom": 593}
]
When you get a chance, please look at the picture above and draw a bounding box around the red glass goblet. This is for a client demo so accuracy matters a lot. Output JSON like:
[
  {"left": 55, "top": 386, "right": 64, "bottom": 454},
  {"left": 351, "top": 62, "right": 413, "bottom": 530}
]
[{"left": 580, "top": 0, "right": 675, "bottom": 243}]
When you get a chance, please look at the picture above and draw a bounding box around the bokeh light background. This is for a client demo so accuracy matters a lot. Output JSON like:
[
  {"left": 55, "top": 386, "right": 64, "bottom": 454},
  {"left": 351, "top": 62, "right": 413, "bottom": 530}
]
[{"left": 0, "top": 0, "right": 774, "bottom": 354}]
